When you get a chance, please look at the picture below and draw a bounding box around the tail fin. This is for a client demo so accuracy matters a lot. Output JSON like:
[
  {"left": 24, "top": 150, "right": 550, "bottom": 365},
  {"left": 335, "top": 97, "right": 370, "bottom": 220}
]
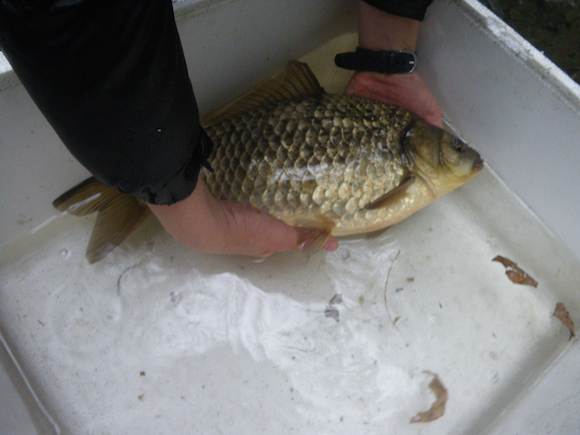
[{"left": 53, "top": 177, "right": 151, "bottom": 263}]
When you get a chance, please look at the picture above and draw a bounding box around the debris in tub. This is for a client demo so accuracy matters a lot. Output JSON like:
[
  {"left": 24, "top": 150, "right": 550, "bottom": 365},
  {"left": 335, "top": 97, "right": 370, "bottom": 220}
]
[
  {"left": 324, "top": 307, "right": 340, "bottom": 322},
  {"left": 328, "top": 294, "right": 343, "bottom": 305},
  {"left": 325, "top": 294, "right": 343, "bottom": 322},
  {"left": 553, "top": 302, "right": 575, "bottom": 340},
  {"left": 410, "top": 372, "right": 448, "bottom": 423},
  {"left": 116, "top": 262, "right": 143, "bottom": 295},
  {"left": 384, "top": 250, "right": 401, "bottom": 327},
  {"left": 492, "top": 255, "right": 538, "bottom": 287},
  {"left": 169, "top": 291, "right": 182, "bottom": 304}
]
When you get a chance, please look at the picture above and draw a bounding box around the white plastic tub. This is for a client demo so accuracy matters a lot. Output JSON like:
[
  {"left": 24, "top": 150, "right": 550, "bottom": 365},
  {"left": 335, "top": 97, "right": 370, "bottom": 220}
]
[{"left": 1, "top": 0, "right": 579, "bottom": 434}]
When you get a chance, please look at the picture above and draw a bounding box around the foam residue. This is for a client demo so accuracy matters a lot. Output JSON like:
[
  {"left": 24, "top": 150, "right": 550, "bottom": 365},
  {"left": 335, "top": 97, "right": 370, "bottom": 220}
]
[
  {"left": 119, "top": 266, "right": 434, "bottom": 425},
  {"left": 104, "top": 244, "right": 442, "bottom": 427}
]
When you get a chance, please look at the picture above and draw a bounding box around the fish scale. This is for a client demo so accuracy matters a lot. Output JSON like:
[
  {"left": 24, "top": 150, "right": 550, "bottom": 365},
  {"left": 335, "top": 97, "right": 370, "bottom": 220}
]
[
  {"left": 51, "top": 61, "right": 481, "bottom": 263},
  {"left": 204, "top": 94, "right": 414, "bottom": 235}
]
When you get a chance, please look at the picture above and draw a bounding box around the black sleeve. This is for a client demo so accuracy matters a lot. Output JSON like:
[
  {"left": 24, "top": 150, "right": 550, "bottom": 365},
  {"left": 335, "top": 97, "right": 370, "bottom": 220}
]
[
  {"left": 362, "top": 0, "right": 434, "bottom": 21},
  {"left": 0, "top": 0, "right": 212, "bottom": 205}
]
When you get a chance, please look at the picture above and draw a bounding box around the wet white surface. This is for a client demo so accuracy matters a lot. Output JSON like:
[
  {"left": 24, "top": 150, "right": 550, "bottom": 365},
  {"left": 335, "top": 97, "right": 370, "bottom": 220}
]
[
  {"left": 1, "top": 168, "right": 578, "bottom": 434},
  {"left": 3, "top": 0, "right": 580, "bottom": 432},
  {"left": 0, "top": 364, "right": 37, "bottom": 435}
]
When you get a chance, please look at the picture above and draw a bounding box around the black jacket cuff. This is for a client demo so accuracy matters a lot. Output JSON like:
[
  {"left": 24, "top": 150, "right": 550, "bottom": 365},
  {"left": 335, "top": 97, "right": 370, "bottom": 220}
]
[{"left": 362, "top": 0, "right": 434, "bottom": 21}]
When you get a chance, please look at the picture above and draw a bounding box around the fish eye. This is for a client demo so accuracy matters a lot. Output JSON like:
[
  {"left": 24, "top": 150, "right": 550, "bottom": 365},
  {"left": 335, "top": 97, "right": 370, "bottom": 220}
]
[{"left": 452, "top": 138, "right": 465, "bottom": 153}]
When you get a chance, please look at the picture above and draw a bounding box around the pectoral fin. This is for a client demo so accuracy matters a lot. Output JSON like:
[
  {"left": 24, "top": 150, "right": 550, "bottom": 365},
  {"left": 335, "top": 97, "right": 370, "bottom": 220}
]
[
  {"left": 293, "top": 214, "right": 336, "bottom": 254},
  {"left": 363, "top": 175, "right": 416, "bottom": 210},
  {"left": 53, "top": 177, "right": 150, "bottom": 263}
]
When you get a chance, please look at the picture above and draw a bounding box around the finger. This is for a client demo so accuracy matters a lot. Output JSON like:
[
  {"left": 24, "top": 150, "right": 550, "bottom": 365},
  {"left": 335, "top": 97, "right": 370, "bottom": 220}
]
[
  {"left": 220, "top": 201, "right": 338, "bottom": 257},
  {"left": 344, "top": 72, "right": 443, "bottom": 128}
]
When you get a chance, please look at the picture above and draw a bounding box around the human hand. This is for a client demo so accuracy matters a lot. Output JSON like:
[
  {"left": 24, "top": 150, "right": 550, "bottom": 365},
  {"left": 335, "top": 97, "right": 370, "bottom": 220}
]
[
  {"left": 147, "top": 177, "right": 338, "bottom": 257},
  {"left": 348, "top": 1, "right": 442, "bottom": 127},
  {"left": 345, "top": 71, "right": 442, "bottom": 127}
]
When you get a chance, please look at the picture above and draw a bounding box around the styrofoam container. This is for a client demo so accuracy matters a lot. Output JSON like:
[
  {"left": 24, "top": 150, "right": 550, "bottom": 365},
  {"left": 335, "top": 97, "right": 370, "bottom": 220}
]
[{"left": 1, "top": 0, "right": 579, "bottom": 434}]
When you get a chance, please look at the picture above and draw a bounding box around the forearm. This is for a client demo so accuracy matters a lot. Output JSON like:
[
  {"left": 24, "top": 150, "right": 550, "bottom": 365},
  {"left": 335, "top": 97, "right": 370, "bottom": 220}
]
[
  {"left": 0, "top": 0, "right": 206, "bottom": 205},
  {"left": 358, "top": 2, "right": 421, "bottom": 52},
  {"left": 361, "top": 0, "right": 433, "bottom": 21},
  {"left": 345, "top": 0, "right": 442, "bottom": 127}
]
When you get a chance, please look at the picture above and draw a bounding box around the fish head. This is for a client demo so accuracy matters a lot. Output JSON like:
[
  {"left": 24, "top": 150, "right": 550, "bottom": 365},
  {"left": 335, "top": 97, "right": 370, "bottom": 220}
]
[{"left": 402, "top": 118, "right": 484, "bottom": 196}]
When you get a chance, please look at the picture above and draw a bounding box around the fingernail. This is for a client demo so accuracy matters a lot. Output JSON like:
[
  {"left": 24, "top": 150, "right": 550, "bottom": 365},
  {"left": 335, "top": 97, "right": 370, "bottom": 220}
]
[{"left": 323, "top": 238, "right": 338, "bottom": 252}]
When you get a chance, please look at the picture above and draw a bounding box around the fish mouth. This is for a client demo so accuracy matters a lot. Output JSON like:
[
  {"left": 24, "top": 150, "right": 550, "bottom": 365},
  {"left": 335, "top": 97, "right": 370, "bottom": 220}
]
[{"left": 472, "top": 155, "right": 485, "bottom": 172}]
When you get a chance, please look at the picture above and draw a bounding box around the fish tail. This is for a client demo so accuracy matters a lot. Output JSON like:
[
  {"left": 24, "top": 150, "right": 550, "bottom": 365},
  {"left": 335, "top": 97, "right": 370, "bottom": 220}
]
[{"left": 53, "top": 177, "right": 150, "bottom": 263}]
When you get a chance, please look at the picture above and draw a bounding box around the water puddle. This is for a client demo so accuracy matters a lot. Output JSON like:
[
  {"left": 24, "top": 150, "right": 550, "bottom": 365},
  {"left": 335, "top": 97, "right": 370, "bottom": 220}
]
[
  {"left": 1, "top": 33, "right": 579, "bottom": 435},
  {"left": 1, "top": 165, "right": 579, "bottom": 434}
]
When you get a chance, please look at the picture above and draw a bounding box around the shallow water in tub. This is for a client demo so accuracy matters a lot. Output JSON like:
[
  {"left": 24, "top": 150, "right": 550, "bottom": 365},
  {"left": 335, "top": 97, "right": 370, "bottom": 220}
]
[
  {"left": 2, "top": 167, "right": 579, "bottom": 435},
  {"left": 2, "top": 35, "right": 580, "bottom": 435}
]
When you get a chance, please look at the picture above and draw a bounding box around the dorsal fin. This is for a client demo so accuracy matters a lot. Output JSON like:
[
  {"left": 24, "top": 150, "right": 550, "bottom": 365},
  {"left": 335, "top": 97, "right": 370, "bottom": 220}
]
[{"left": 201, "top": 60, "right": 324, "bottom": 127}]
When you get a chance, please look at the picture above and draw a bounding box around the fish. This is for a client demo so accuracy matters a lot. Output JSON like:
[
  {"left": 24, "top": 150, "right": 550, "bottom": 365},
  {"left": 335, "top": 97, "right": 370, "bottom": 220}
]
[{"left": 53, "top": 61, "right": 483, "bottom": 263}]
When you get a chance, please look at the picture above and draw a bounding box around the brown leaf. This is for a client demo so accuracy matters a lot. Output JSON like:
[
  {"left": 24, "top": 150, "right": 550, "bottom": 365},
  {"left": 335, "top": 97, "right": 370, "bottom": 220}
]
[
  {"left": 554, "top": 302, "right": 575, "bottom": 340},
  {"left": 492, "top": 255, "right": 538, "bottom": 287},
  {"left": 410, "top": 373, "right": 448, "bottom": 423}
]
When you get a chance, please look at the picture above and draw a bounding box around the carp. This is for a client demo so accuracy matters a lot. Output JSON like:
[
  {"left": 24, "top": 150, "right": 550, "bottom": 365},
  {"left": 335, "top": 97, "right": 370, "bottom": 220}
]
[{"left": 54, "top": 61, "right": 483, "bottom": 262}]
